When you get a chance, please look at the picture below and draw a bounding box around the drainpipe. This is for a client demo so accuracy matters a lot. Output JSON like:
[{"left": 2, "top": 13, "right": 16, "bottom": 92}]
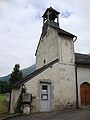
[
  {"left": 75, "top": 64, "right": 79, "bottom": 109},
  {"left": 73, "top": 36, "right": 77, "bottom": 42}
]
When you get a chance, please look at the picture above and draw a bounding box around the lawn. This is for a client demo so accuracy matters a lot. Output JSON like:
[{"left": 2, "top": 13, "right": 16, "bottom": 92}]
[{"left": 0, "top": 94, "right": 8, "bottom": 114}]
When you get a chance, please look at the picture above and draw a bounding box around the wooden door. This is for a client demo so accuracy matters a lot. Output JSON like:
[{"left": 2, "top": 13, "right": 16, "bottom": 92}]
[{"left": 80, "top": 82, "right": 90, "bottom": 106}]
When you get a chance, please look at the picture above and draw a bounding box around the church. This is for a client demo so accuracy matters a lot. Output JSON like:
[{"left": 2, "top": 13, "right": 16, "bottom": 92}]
[{"left": 10, "top": 7, "right": 90, "bottom": 113}]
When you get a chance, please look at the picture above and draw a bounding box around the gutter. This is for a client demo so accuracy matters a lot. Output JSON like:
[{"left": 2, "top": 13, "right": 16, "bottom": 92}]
[
  {"left": 73, "top": 36, "right": 77, "bottom": 42},
  {"left": 75, "top": 64, "right": 79, "bottom": 109}
]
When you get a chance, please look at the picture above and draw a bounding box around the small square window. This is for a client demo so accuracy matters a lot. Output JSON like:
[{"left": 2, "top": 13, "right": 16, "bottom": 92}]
[
  {"left": 43, "top": 59, "right": 46, "bottom": 64},
  {"left": 42, "top": 85, "right": 47, "bottom": 90}
]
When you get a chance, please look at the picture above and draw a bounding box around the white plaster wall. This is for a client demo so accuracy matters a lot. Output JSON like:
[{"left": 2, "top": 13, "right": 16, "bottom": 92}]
[
  {"left": 36, "top": 26, "right": 59, "bottom": 69},
  {"left": 58, "top": 36, "right": 75, "bottom": 65},
  {"left": 10, "top": 88, "right": 20, "bottom": 113},
  {"left": 77, "top": 66, "right": 90, "bottom": 107},
  {"left": 36, "top": 26, "right": 75, "bottom": 69},
  {"left": 25, "top": 62, "right": 76, "bottom": 112}
]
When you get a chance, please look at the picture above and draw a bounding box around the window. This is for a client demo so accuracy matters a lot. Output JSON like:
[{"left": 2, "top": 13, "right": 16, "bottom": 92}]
[
  {"left": 41, "top": 85, "right": 48, "bottom": 100},
  {"left": 43, "top": 59, "right": 46, "bottom": 64},
  {"left": 42, "top": 85, "right": 47, "bottom": 90}
]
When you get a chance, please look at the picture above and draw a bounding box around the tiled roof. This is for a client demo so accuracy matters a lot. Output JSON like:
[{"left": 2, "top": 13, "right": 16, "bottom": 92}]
[
  {"left": 75, "top": 53, "right": 90, "bottom": 65},
  {"left": 41, "top": 22, "right": 76, "bottom": 38}
]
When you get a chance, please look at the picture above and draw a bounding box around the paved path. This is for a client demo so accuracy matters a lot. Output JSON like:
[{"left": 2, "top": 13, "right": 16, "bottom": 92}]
[{"left": 7, "top": 108, "right": 90, "bottom": 120}]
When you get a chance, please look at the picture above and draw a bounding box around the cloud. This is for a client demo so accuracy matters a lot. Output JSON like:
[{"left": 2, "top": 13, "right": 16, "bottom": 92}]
[
  {"left": 0, "top": 0, "right": 41, "bottom": 76},
  {"left": 61, "top": 10, "right": 72, "bottom": 18}
]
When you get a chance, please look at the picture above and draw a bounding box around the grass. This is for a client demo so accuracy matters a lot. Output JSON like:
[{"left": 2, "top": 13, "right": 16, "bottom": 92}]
[{"left": 0, "top": 94, "right": 8, "bottom": 114}]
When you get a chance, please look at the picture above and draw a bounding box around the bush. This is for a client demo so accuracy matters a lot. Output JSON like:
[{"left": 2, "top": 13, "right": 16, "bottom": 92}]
[{"left": 0, "top": 94, "right": 8, "bottom": 113}]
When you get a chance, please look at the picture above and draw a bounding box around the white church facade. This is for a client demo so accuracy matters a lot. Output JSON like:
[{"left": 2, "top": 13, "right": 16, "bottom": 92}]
[{"left": 10, "top": 7, "right": 90, "bottom": 113}]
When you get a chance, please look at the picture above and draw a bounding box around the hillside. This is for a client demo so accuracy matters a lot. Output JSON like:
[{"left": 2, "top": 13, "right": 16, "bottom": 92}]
[{"left": 0, "top": 64, "right": 36, "bottom": 82}]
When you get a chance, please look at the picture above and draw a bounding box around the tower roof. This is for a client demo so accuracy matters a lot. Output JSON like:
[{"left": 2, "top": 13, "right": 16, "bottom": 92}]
[
  {"left": 42, "top": 7, "right": 60, "bottom": 18},
  {"left": 41, "top": 22, "right": 76, "bottom": 38}
]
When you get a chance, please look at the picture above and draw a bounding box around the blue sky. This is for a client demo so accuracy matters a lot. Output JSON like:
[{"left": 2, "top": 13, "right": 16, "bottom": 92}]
[{"left": 0, "top": 0, "right": 90, "bottom": 76}]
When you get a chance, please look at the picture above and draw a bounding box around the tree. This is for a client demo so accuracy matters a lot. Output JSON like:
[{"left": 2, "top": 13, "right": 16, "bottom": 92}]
[
  {"left": 8, "top": 64, "right": 23, "bottom": 113},
  {"left": 0, "top": 81, "right": 10, "bottom": 93},
  {"left": 9, "top": 64, "right": 23, "bottom": 85}
]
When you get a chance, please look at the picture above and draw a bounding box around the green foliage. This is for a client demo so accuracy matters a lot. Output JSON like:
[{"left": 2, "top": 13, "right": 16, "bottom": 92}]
[
  {"left": 0, "top": 94, "right": 5, "bottom": 102},
  {"left": 0, "top": 81, "right": 10, "bottom": 93},
  {"left": 9, "top": 64, "right": 23, "bottom": 86},
  {"left": 0, "top": 94, "right": 8, "bottom": 113},
  {"left": 14, "top": 86, "right": 26, "bottom": 113}
]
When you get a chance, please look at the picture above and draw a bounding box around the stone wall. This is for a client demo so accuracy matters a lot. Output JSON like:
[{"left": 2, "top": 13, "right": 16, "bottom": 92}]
[
  {"left": 36, "top": 26, "right": 75, "bottom": 69},
  {"left": 25, "top": 62, "right": 76, "bottom": 112},
  {"left": 36, "top": 26, "right": 59, "bottom": 69},
  {"left": 10, "top": 88, "right": 20, "bottom": 113}
]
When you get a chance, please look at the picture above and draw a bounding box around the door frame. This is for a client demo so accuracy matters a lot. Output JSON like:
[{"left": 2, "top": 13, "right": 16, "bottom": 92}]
[
  {"left": 37, "top": 79, "right": 52, "bottom": 112},
  {"left": 80, "top": 82, "right": 90, "bottom": 106}
]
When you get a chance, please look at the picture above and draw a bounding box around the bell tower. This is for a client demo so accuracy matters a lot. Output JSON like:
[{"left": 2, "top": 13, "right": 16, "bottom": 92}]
[
  {"left": 42, "top": 7, "right": 60, "bottom": 27},
  {"left": 36, "top": 7, "right": 76, "bottom": 69},
  {"left": 42, "top": 7, "right": 60, "bottom": 29}
]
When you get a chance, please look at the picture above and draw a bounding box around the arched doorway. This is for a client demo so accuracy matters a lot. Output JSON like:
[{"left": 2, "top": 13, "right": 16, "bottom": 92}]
[{"left": 80, "top": 82, "right": 90, "bottom": 106}]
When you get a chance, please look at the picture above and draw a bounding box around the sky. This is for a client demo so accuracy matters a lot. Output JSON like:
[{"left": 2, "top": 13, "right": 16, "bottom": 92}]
[{"left": 0, "top": 0, "right": 90, "bottom": 77}]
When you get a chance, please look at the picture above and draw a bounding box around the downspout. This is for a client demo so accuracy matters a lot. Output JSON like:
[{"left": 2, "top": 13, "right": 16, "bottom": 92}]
[
  {"left": 73, "top": 36, "right": 77, "bottom": 42},
  {"left": 75, "top": 64, "right": 79, "bottom": 109},
  {"left": 73, "top": 36, "right": 78, "bottom": 108}
]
